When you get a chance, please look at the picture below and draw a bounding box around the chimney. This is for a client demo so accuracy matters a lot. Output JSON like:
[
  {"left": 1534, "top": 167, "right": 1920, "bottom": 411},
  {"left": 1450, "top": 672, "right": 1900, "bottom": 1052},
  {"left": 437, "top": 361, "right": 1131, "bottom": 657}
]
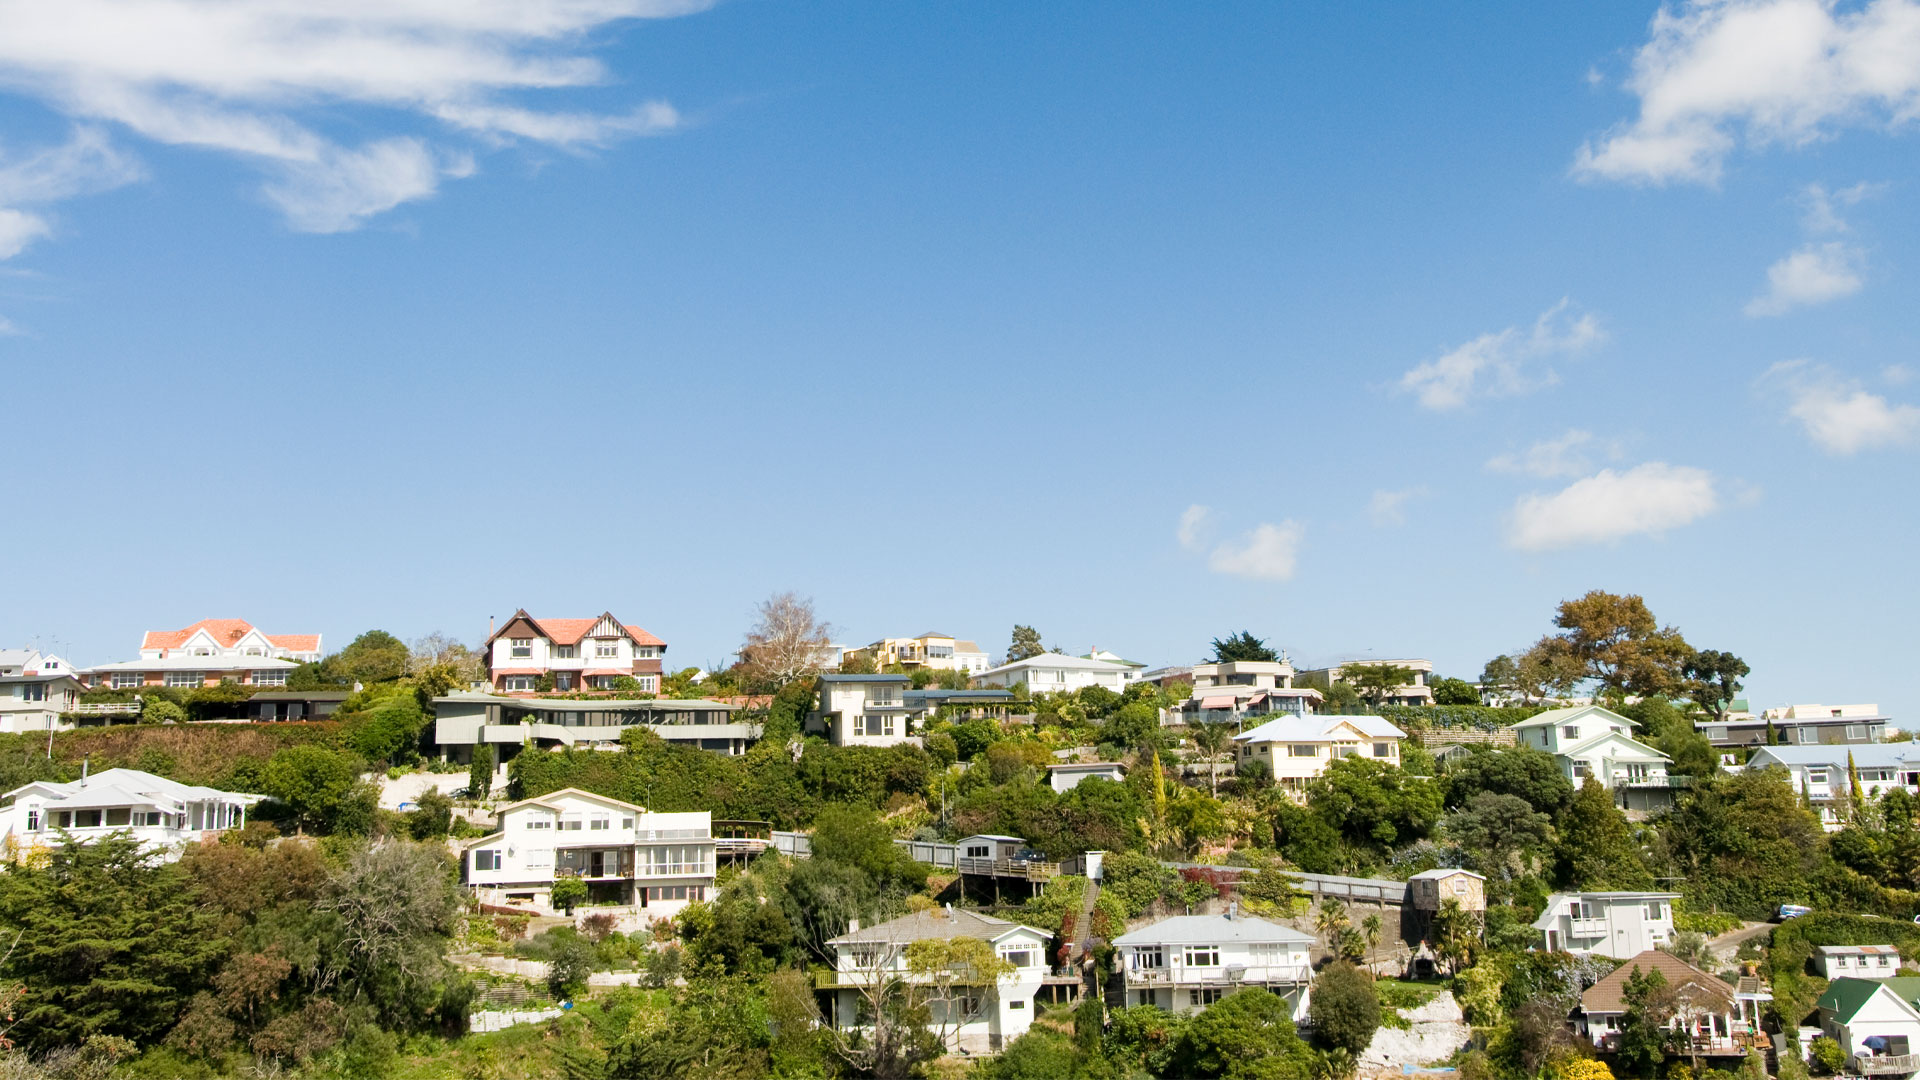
[
  {"left": 1227, "top": 902, "right": 1238, "bottom": 921},
  {"left": 847, "top": 918, "right": 860, "bottom": 933},
  {"left": 80, "top": 756, "right": 89, "bottom": 785}
]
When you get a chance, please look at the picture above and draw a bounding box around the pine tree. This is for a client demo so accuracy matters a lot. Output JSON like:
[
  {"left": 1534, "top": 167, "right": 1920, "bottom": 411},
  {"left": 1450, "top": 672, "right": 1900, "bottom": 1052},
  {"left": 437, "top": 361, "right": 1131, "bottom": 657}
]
[{"left": 1554, "top": 777, "right": 1653, "bottom": 890}]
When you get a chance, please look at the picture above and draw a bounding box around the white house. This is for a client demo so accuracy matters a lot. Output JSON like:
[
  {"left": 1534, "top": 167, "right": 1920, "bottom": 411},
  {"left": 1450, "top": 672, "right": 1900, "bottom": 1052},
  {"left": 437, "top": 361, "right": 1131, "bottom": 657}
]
[
  {"left": 1112, "top": 909, "right": 1315, "bottom": 1019},
  {"left": 1817, "top": 977, "right": 1920, "bottom": 1076},
  {"left": 1300, "top": 658, "right": 1436, "bottom": 706},
  {"left": 1179, "top": 661, "right": 1323, "bottom": 724},
  {"left": 810, "top": 674, "right": 919, "bottom": 747},
  {"left": 461, "top": 789, "right": 715, "bottom": 919},
  {"left": 1047, "top": 762, "right": 1125, "bottom": 794},
  {"left": 484, "top": 610, "right": 667, "bottom": 693},
  {"left": 823, "top": 907, "right": 1052, "bottom": 1054},
  {"left": 1510, "top": 705, "right": 1676, "bottom": 810},
  {"left": 0, "top": 673, "right": 84, "bottom": 734},
  {"left": 0, "top": 650, "right": 73, "bottom": 678},
  {"left": 974, "top": 652, "right": 1136, "bottom": 695},
  {"left": 1818, "top": 946, "right": 1905, "bottom": 981},
  {"left": 1231, "top": 714, "right": 1406, "bottom": 795},
  {"left": 1745, "top": 745, "right": 1920, "bottom": 830},
  {"left": 1, "top": 768, "right": 261, "bottom": 861},
  {"left": 1579, "top": 950, "right": 1760, "bottom": 1058},
  {"left": 1533, "top": 891, "right": 1679, "bottom": 957},
  {"left": 79, "top": 618, "right": 318, "bottom": 689}
]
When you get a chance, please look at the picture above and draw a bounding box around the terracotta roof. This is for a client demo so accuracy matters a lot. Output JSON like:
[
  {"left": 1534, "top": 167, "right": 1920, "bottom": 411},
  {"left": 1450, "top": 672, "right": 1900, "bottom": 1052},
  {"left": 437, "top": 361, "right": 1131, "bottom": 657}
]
[
  {"left": 623, "top": 624, "right": 664, "bottom": 646},
  {"left": 1582, "top": 950, "right": 1734, "bottom": 1014},
  {"left": 143, "top": 618, "right": 255, "bottom": 650},
  {"left": 510, "top": 616, "right": 665, "bottom": 648},
  {"left": 266, "top": 634, "right": 320, "bottom": 653}
]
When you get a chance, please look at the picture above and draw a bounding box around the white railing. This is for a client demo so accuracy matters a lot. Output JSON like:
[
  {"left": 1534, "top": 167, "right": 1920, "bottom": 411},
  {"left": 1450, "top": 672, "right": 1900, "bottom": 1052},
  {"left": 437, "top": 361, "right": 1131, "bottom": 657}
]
[
  {"left": 71, "top": 703, "right": 139, "bottom": 715},
  {"left": 1129, "top": 963, "right": 1313, "bottom": 985}
]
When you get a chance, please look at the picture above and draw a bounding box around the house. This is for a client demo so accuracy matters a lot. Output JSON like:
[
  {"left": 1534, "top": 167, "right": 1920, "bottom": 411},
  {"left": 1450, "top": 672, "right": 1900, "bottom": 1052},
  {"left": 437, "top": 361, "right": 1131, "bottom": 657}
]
[
  {"left": 1, "top": 768, "right": 261, "bottom": 861},
  {"left": 1407, "top": 868, "right": 1487, "bottom": 939},
  {"left": 1299, "top": 659, "right": 1436, "bottom": 706},
  {"left": 1082, "top": 649, "right": 1149, "bottom": 678},
  {"left": 1578, "top": 950, "right": 1761, "bottom": 1058},
  {"left": 1510, "top": 705, "right": 1678, "bottom": 811},
  {"left": 0, "top": 673, "right": 84, "bottom": 734},
  {"left": 1817, "top": 977, "right": 1920, "bottom": 1076},
  {"left": 974, "top": 652, "right": 1137, "bottom": 695},
  {"left": 1533, "top": 891, "right": 1679, "bottom": 957},
  {"left": 810, "top": 674, "right": 919, "bottom": 747},
  {"left": 903, "top": 688, "right": 1016, "bottom": 724},
  {"left": 1178, "top": 660, "right": 1324, "bottom": 724},
  {"left": 1703, "top": 703, "right": 1890, "bottom": 749},
  {"left": 78, "top": 618, "right": 320, "bottom": 689},
  {"left": 1818, "top": 946, "right": 1905, "bottom": 980},
  {"left": 847, "top": 634, "right": 991, "bottom": 675},
  {"left": 0, "top": 649, "right": 73, "bottom": 678},
  {"left": 1744, "top": 745, "right": 1920, "bottom": 830},
  {"left": 484, "top": 611, "right": 666, "bottom": 693},
  {"left": 823, "top": 907, "right": 1052, "bottom": 1053},
  {"left": 431, "top": 693, "right": 753, "bottom": 769},
  {"left": 246, "top": 691, "right": 352, "bottom": 722},
  {"left": 1047, "top": 762, "right": 1125, "bottom": 794},
  {"left": 460, "top": 789, "right": 715, "bottom": 918},
  {"left": 1231, "top": 714, "right": 1407, "bottom": 795},
  {"left": 1112, "top": 909, "right": 1316, "bottom": 1019}
]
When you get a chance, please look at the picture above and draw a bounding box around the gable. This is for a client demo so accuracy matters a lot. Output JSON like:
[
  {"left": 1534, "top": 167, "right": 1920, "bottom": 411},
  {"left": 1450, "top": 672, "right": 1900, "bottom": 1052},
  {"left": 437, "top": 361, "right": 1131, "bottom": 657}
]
[
  {"left": 496, "top": 614, "right": 544, "bottom": 643},
  {"left": 588, "top": 614, "right": 625, "bottom": 639},
  {"left": 1563, "top": 730, "right": 1670, "bottom": 762}
]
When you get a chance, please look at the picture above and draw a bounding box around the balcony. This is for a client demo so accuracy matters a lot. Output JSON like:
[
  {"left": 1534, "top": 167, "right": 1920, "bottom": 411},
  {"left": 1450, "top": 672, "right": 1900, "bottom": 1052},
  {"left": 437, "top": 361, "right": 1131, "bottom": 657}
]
[
  {"left": 1128, "top": 964, "right": 1312, "bottom": 986},
  {"left": 1569, "top": 918, "right": 1609, "bottom": 938},
  {"left": 957, "top": 856, "right": 1060, "bottom": 881},
  {"left": 1855, "top": 1054, "right": 1920, "bottom": 1075}
]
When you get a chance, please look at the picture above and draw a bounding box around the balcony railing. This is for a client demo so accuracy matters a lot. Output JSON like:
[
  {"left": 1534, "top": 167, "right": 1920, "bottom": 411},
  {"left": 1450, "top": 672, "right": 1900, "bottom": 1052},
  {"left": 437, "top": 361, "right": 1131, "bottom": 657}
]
[
  {"left": 957, "top": 857, "right": 1060, "bottom": 881},
  {"left": 1855, "top": 1054, "right": 1920, "bottom": 1075},
  {"left": 70, "top": 703, "right": 139, "bottom": 716},
  {"left": 1128, "top": 964, "right": 1312, "bottom": 986}
]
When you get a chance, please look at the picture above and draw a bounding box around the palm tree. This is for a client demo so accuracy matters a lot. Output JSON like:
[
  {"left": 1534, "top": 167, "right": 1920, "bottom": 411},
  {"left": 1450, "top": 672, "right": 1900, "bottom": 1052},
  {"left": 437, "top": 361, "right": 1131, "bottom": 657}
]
[
  {"left": 1189, "top": 719, "right": 1234, "bottom": 796},
  {"left": 1361, "top": 913, "right": 1383, "bottom": 970},
  {"left": 1314, "top": 898, "right": 1350, "bottom": 950}
]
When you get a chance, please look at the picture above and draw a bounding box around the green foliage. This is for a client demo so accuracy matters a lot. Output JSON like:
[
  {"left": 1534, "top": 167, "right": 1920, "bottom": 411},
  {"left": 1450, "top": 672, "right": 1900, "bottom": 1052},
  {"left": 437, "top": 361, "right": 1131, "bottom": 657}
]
[
  {"left": 1173, "top": 988, "right": 1315, "bottom": 1079},
  {"left": 1103, "top": 850, "right": 1180, "bottom": 917},
  {"left": 141, "top": 697, "right": 187, "bottom": 725},
  {"left": 1617, "top": 965, "right": 1676, "bottom": 1078},
  {"left": 1431, "top": 677, "right": 1481, "bottom": 706},
  {"left": 1309, "top": 963, "right": 1381, "bottom": 1054},
  {"left": 1447, "top": 792, "right": 1553, "bottom": 880},
  {"left": 1007, "top": 625, "right": 1045, "bottom": 664},
  {"left": 1442, "top": 744, "right": 1575, "bottom": 817},
  {"left": 544, "top": 930, "right": 598, "bottom": 999},
  {"left": 1210, "top": 632, "right": 1278, "bottom": 663},
  {"left": 975, "top": 1026, "right": 1088, "bottom": 1079},
  {"left": 812, "top": 804, "right": 928, "bottom": 891},
  {"left": 261, "top": 744, "right": 362, "bottom": 834},
  {"left": 550, "top": 875, "right": 589, "bottom": 914},
  {"left": 334, "top": 630, "right": 411, "bottom": 685},
  {"left": 1306, "top": 757, "right": 1443, "bottom": 857},
  {"left": 1809, "top": 1035, "right": 1847, "bottom": 1075},
  {"left": 1651, "top": 768, "right": 1826, "bottom": 917},
  {"left": 1376, "top": 704, "right": 1550, "bottom": 732},
  {"left": 408, "top": 788, "right": 453, "bottom": 840},
  {"left": 337, "top": 686, "right": 427, "bottom": 765},
  {"left": 468, "top": 744, "right": 493, "bottom": 799},
  {"left": 1556, "top": 777, "right": 1653, "bottom": 890}
]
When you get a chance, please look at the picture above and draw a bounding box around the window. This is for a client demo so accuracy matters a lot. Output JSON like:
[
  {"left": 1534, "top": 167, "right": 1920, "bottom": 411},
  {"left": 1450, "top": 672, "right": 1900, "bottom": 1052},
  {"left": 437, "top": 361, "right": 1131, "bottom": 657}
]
[
  {"left": 1573, "top": 901, "right": 1602, "bottom": 921},
  {"left": 1848, "top": 725, "right": 1866, "bottom": 740},
  {"left": 622, "top": 817, "right": 635, "bottom": 829},
  {"left": 25, "top": 809, "right": 39, "bottom": 831},
  {"left": 106, "top": 808, "right": 131, "bottom": 826},
  {"left": 504, "top": 676, "right": 535, "bottom": 692},
  {"left": 1372, "top": 742, "right": 1394, "bottom": 757},
  {"left": 474, "top": 850, "right": 501, "bottom": 871},
  {"left": 869, "top": 686, "right": 897, "bottom": 706},
  {"left": 589, "top": 815, "right": 610, "bottom": 831},
  {"left": 1878, "top": 956, "right": 1892, "bottom": 968},
  {"left": 1008, "top": 999, "right": 1027, "bottom": 1011},
  {"left": 645, "top": 885, "right": 696, "bottom": 902},
  {"left": 965, "top": 845, "right": 991, "bottom": 858},
  {"left": 1808, "top": 768, "right": 1830, "bottom": 785},
  {"left": 559, "top": 816, "right": 583, "bottom": 831},
  {"left": 525, "top": 816, "right": 553, "bottom": 830},
  {"left": 1183, "top": 946, "right": 1220, "bottom": 968},
  {"left": 554, "top": 645, "right": 577, "bottom": 659},
  {"left": 637, "top": 676, "right": 657, "bottom": 693},
  {"left": 133, "top": 811, "right": 164, "bottom": 827},
  {"left": 1570, "top": 761, "right": 1590, "bottom": 778},
  {"left": 1288, "top": 744, "right": 1318, "bottom": 757},
  {"left": 525, "top": 848, "right": 552, "bottom": 869},
  {"left": 191, "top": 647, "right": 213, "bottom": 656},
  {"left": 1562, "top": 726, "right": 1580, "bottom": 739},
  {"left": 252, "top": 670, "right": 287, "bottom": 687},
  {"left": 596, "top": 642, "right": 618, "bottom": 658},
  {"left": 642, "top": 845, "right": 708, "bottom": 874},
  {"left": 510, "top": 638, "right": 533, "bottom": 658},
  {"left": 1001, "top": 948, "right": 1036, "bottom": 968},
  {"left": 165, "top": 671, "right": 204, "bottom": 688},
  {"left": 110, "top": 672, "right": 143, "bottom": 689},
  {"left": 1132, "top": 947, "right": 1165, "bottom": 970},
  {"left": 1189, "top": 988, "right": 1224, "bottom": 1006},
  {"left": 858, "top": 714, "right": 896, "bottom": 738},
  {"left": 15, "top": 683, "right": 44, "bottom": 702},
  {"left": 1645, "top": 902, "right": 1665, "bottom": 921}
]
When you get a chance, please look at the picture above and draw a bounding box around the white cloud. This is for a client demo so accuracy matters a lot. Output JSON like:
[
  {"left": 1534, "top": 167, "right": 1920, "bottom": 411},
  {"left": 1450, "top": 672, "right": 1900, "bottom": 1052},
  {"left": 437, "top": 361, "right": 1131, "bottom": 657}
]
[
  {"left": 1485, "top": 429, "right": 1610, "bottom": 478},
  {"left": 1768, "top": 361, "right": 1920, "bottom": 453},
  {"left": 1368, "top": 488, "right": 1424, "bottom": 527},
  {"left": 0, "top": 127, "right": 142, "bottom": 258},
  {"left": 0, "top": 1, "right": 709, "bottom": 234},
  {"left": 0, "top": 209, "right": 48, "bottom": 259},
  {"left": 1176, "top": 504, "right": 1212, "bottom": 551},
  {"left": 0, "top": 313, "right": 17, "bottom": 335},
  {"left": 1885, "top": 363, "right": 1914, "bottom": 385},
  {"left": 1507, "top": 463, "right": 1720, "bottom": 551},
  {"left": 1801, "top": 180, "right": 1884, "bottom": 233},
  {"left": 1207, "top": 522, "right": 1305, "bottom": 582},
  {"left": 1745, "top": 241, "right": 1866, "bottom": 315},
  {"left": 1575, "top": 0, "right": 1920, "bottom": 185},
  {"left": 1399, "top": 299, "right": 1604, "bottom": 411}
]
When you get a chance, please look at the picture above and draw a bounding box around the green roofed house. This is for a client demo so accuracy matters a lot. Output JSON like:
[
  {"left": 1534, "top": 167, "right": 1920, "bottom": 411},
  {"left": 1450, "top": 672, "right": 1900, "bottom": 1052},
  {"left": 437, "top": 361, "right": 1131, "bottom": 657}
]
[{"left": 1816, "top": 976, "right": 1920, "bottom": 1076}]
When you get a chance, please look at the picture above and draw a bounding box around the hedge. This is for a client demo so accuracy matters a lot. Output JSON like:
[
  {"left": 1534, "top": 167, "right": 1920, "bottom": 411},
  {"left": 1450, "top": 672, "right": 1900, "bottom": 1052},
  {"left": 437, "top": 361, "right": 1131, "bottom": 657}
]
[{"left": 1375, "top": 704, "right": 1550, "bottom": 732}]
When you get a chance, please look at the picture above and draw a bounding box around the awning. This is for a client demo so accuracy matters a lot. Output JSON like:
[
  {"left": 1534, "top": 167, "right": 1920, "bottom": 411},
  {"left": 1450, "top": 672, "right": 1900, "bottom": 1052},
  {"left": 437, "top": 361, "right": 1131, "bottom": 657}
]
[
  {"left": 582, "top": 669, "right": 630, "bottom": 677},
  {"left": 491, "top": 668, "right": 541, "bottom": 676},
  {"left": 1199, "top": 695, "right": 1235, "bottom": 709},
  {"left": 1246, "top": 692, "right": 1268, "bottom": 706}
]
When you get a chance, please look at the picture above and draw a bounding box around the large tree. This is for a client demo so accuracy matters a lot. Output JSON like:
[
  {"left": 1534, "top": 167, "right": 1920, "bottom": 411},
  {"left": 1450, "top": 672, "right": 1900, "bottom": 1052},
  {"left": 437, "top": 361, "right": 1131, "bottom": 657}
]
[
  {"left": 738, "top": 592, "right": 834, "bottom": 688},
  {"left": 1447, "top": 792, "right": 1553, "bottom": 880},
  {"left": 1521, "top": 590, "right": 1693, "bottom": 700},
  {"left": 1210, "top": 631, "right": 1278, "bottom": 663},
  {"left": 1554, "top": 777, "right": 1653, "bottom": 891},
  {"left": 1683, "top": 649, "right": 1751, "bottom": 722},
  {"left": 1005, "top": 625, "right": 1045, "bottom": 663},
  {"left": 1342, "top": 662, "right": 1418, "bottom": 705},
  {"left": 332, "top": 630, "right": 411, "bottom": 685}
]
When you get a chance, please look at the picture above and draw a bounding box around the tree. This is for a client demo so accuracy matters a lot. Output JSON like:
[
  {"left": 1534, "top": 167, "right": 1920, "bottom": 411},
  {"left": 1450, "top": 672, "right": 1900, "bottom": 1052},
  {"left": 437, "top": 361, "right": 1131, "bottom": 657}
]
[
  {"left": 1523, "top": 591, "right": 1694, "bottom": 701},
  {"left": 549, "top": 874, "right": 588, "bottom": 915},
  {"left": 1683, "top": 650, "right": 1750, "bottom": 722},
  {"left": 1443, "top": 746, "right": 1576, "bottom": 817},
  {"left": 468, "top": 744, "right": 493, "bottom": 800},
  {"left": 1431, "top": 677, "right": 1481, "bottom": 706},
  {"left": 262, "top": 745, "right": 360, "bottom": 834},
  {"left": 545, "top": 931, "right": 598, "bottom": 999},
  {"left": 738, "top": 592, "right": 834, "bottom": 689},
  {"left": 1006, "top": 625, "right": 1045, "bottom": 664},
  {"left": 902, "top": 936, "right": 1015, "bottom": 1053},
  {"left": 1307, "top": 757, "right": 1444, "bottom": 856},
  {"left": 1555, "top": 778, "right": 1652, "bottom": 890},
  {"left": 407, "top": 633, "right": 482, "bottom": 696},
  {"left": 1361, "top": 913, "right": 1383, "bottom": 968},
  {"left": 1341, "top": 663, "right": 1418, "bottom": 706},
  {"left": 1189, "top": 719, "right": 1235, "bottom": 796},
  {"left": 142, "top": 697, "right": 187, "bottom": 725},
  {"left": 1479, "top": 655, "right": 1522, "bottom": 700},
  {"left": 1314, "top": 898, "right": 1351, "bottom": 946},
  {"left": 1210, "top": 631, "right": 1278, "bottom": 663},
  {"left": 408, "top": 789, "right": 453, "bottom": 840},
  {"left": 1447, "top": 792, "right": 1552, "bottom": 879},
  {"left": 1174, "top": 988, "right": 1315, "bottom": 1080},
  {"left": 1616, "top": 965, "right": 1678, "bottom": 1079},
  {"left": 1309, "top": 962, "right": 1381, "bottom": 1055},
  {"left": 332, "top": 630, "right": 411, "bottom": 685},
  {"left": 313, "top": 840, "right": 464, "bottom": 1018},
  {"left": 1430, "top": 897, "right": 1479, "bottom": 973}
]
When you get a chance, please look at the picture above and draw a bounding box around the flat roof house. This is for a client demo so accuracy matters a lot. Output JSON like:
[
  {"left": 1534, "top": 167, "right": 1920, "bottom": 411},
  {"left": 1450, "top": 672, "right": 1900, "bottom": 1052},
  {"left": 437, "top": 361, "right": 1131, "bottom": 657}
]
[
  {"left": 847, "top": 634, "right": 992, "bottom": 675},
  {"left": 1703, "top": 703, "right": 1890, "bottom": 749},
  {"left": 1533, "top": 891, "right": 1679, "bottom": 957},
  {"left": 1, "top": 767, "right": 260, "bottom": 861},
  {"left": 1299, "top": 658, "right": 1436, "bottom": 706},
  {"left": 461, "top": 788, "right": 715, "bottom": 919},
  {"left": 810, "top": 674, "right": 919, "bottom": 748},
  {"left": 0, "top": 673, "right": 83, "bottom": 734},
  {"left": 973, "top": 652, "right": 1136, "bottom": 695},
  {"left": 431, "top": 692, "right": 752, "bottom": 768},
  {"left": 1179, "top": 660, "right": 1324, "bottom": 724}
]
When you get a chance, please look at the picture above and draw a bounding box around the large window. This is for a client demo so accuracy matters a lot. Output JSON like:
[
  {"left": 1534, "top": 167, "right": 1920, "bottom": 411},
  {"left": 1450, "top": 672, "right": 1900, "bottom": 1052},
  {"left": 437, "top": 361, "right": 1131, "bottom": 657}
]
[
  {"left": 553, "top": 645, "right": 577, "bottom": 659},
  {"left": 1288, "top": 744, "right": 1318, "bottom": 757},
  {"left": 1562, "top": 726, "right": 1580, "bottom": 740},
  {"left": 1132, "top": 947, "right": 1165, "bottom": 970},
  {"left": 165, "top": 671, "right": 204, "bottom": 688},
  {"left": 590, "top": 814, "right": 610, "bottom": 831},
  {"left": 858, "top": 714, "right": 895, "bottom": 737},
  {"left": 1183, "top": 946, "right": 1220, "bottom": 968},
  {"left": 596, "top": 642, "right": 618, "bottom": 659},
  {"left": 642, "top": 844, "right": 708, "bottom": 875},
  {"left": 110, "top": 672, "right": 143, "bottom": 689},
  {"left": 1189, "top": 988, "right": 1224, "bottom": 1006},
  {"left": 559, "top": 816, "right": 583, "bottom": 831},
  {"left": 524, "top": 816, "right": 553, "bottom": 830},
  {"left": 869, "top": 686, "right": 897, "bottom": 706},
  {"left": 509, "top": 638, "right": 533, "bottom": 658},
  {"left": 503, "top": 676, "right": 535, "bottom": 692},
  {"left": 473, "top": 850, "right": 501, "bottom": 871},
  {"left": 15, "top": 683, "right": 45, "bottom": 702},
  {"left": 1000, "top": 947, "right": 1036, "bottom": 968},
  {"left": 252, "top": 670, "right": 287, "bottom": 687},
  {"left": 1372, "top": 742, "right": 1394, "bottom": 757}
]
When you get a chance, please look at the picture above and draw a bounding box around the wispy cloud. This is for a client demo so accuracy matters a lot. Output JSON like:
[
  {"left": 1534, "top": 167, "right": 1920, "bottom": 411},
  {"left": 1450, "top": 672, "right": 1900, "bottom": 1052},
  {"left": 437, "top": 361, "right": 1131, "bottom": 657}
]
[
  {"left": 1485, "top": 429, "right": 1618, "bottom": 479},
  {"left": 1399, "top": 300, "right": 1604, "bottom": 411},
  {"left": 1368, "top": 488, "right": 1424, "bottom": 527},
  {"left": 1178, "top": 506, "right": 1304, "bottom": 582},
  {"left": 0, "top": 1, "right": 705, "bottom": 237},
  {"left": 1765, "top": 360, "right": 1920, "bottom": 454},
  {"left": 1745, "top": 241, "right": 1866, "bottom": 316},
  {"left": 0, "top": 127, "right": 143, "bottom": 259},
  {"left": 1574, "top": 0, "right": 1920, "bottom": 185},
  {"left": 1507, "top": 463, "right": 1720, "bottom": 551}
]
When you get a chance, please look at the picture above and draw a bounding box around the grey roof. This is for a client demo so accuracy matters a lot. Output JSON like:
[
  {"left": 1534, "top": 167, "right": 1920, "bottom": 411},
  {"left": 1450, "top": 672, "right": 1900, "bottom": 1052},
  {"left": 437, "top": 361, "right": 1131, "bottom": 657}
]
[
  {"left": 827, "top": 908, "right": 1045, "bottom": 947},
  {"left": 1410, "top": 868, "right": 1485, "bottom": 881},
  {"left": 818, "top": 674, "right": 911, "bottom": 684},
  {"left": 81, "top": 656, "right": 297, "bottom": 672},
  {"left": 0, "top": 673, "right": 80, "bottom": 686},
  {"left": 904, "top": 689, "right": 1015, "bottom": 702},
  {"left": 434, "top": 693, "right": 738, "bottom": 713},
  {"left": 1234, "top": 714, "right": 1407, "bottom": 743},
  {"left": 4, "top": 768, "right": 261, "bottom": 809},
  {"left": 1112, "top": 913, "right": 1315, "bottom": 947},
  {"left": 250, "top": 691, "right": 353, "bottom": 702},
  {"left": 960, "top": 834, "right": 1026, "bottom": 843},
  {"left": 1719, "top": 714, "right": 1890, "bottom": 727},
  {"left": 0, "top": 650, "right": 41, "bottom": 666},
  {"left": 1046, "top": 761, "right": 1125, "bottom": 772},
  {"left": 977, "top": 652, "right": 1132, "bottom": 677},
  {"left": 1748, "top": 745, "right": 1920, "bottom": 770}
]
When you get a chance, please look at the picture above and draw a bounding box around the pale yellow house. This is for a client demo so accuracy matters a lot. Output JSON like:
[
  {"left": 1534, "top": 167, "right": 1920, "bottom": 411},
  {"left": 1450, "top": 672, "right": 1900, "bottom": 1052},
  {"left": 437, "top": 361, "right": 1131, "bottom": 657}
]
[
  {"left": 1231, "top": 714, "right": 1407, "bottom": 795},
  {"left": 849, "top": 634, "right": 991, "bottom": 674}
]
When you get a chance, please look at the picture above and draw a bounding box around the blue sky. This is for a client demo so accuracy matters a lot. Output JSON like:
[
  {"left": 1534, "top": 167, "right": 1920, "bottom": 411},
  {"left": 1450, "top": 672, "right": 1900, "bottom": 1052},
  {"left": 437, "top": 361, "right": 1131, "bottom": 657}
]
[{"left": 2, "top": 1, "right": 1917, "bottom": 720}]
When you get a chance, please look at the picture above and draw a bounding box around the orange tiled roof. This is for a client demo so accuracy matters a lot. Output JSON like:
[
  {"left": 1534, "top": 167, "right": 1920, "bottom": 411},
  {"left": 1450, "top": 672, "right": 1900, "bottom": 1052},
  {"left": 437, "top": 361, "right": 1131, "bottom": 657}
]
[
  {"left": 142, "top": 618, "right": 256, "bottom": 650},
  {"left": 518, "top": 617, "right": 664, "bottom": 647},
  {"left": 266, "top": 634, "right": 320, "bottom": 653},
  {"left": 624, "top": 624, "right": 664, "bottom": 647}
]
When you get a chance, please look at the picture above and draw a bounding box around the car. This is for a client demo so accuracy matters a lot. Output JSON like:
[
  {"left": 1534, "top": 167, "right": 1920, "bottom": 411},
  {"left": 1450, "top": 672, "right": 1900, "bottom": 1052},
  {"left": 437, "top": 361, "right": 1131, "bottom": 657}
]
[{"left": 1775, "top": 904, "right": 1814, "bottom": 921}]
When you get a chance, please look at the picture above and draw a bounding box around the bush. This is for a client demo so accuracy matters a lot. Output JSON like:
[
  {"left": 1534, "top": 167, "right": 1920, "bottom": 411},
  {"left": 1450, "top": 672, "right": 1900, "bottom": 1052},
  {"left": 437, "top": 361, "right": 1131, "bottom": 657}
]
[
  {"left": 1810, "top": 1036, "right": 1847, "bottom": 1075},
  {"left": 1308, "top": 962, "right": 1381, "bottom": 1054},
  {"left": 545, "top": 931, "right": 598, "bottom": 1000},
  {"left": 141, "top": 699, "right": 187, "bottom": 725},
  {"left": 550, "top": 875, "right": 589, "bottom": 914}
]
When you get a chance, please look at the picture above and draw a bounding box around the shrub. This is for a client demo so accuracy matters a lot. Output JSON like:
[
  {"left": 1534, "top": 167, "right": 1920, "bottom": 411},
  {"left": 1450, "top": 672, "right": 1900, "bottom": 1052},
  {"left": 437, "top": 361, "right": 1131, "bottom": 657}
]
[
  {"left": 1809, "top": 1036, "right": 1847, "bottom": 1075},
  {"left": 550, "top": 875, "right": 589, "bottom": 914},
  {"left": 1308, "top": 962, "right": 1381, "bottom": 1055},
  {"left": 580, "top": 913, "right": 618, "bottom": 942}
]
